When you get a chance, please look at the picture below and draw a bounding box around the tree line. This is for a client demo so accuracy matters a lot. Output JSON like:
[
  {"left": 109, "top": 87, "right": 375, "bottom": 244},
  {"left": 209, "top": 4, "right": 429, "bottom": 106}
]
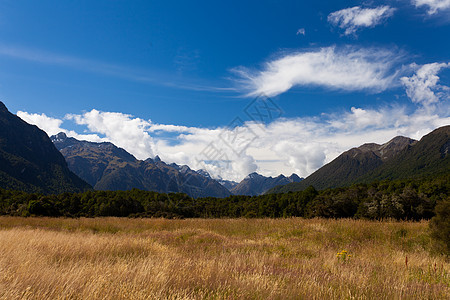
[{"left": 0, "top": 175, "right": 448, "bottom": 221}]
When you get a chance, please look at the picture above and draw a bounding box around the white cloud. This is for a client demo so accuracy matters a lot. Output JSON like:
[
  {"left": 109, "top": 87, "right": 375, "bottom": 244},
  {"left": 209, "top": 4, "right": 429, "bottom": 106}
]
[
  {"left": 66, "top": 110, "right": 155, "bottom": 160},
  {"left": 16, "top": 111, "right": 104, "bottom": 142},
  {"left": 17, "top": 60, "right": 449, "bottom": 182},
  {"left": 233, "top": 46, "right": 402, "bottom": 97},
  {"left": 328, "top": 6, "right": 396, "bottom": 36},
  {"left": 413, "top": 0, "right": 450, "bottom": 15},
  {"left": 17, "top": 111, "right": 64, "bottom": 136},
  {"left": 296, "top": 28, "right": 306, "bottom": 36},
  {"left": 401, "top": 62, "right": 450, "bottom": 107},
  {"left": 19, "top": 101, "right": 450, "bottom": 182}
]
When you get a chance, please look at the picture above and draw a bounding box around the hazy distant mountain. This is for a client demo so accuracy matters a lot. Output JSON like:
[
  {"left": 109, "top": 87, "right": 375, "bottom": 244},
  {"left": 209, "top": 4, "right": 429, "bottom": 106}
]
[
  {"left": 270, "top": 127, "right": 450, "bottom": 193},
  {"left": 217, "top": 178, "right": 239, "bottom": 191},
  {"left": 231, "top": 172, "right": 302, "bottom": 196},
  {"left": 0, "top": 102, "right": 91, "bottom": 194},
  {"left": 51, "top": 133, "right": 231, "bottom": 198}
]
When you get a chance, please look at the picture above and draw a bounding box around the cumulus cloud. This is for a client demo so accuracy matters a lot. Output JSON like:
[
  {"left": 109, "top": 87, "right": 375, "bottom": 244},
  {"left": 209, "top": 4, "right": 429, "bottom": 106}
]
[
  {"left": 16, "top": 111, "right": 104, "bottom": 142},
  {"left": 413, "top": 0, "right": 450, "bottom": 15},
  {"left": 17, "top": 111, "right": 65, "bottom": 136},
  {"left": 401, "top": 62, "right": 450, "bottom": 107},
  {"left": 66, "top": 110, "right": 155, "bottom": 160},
  {"left": 233, "top": 46, "right": 402, "bottom": 97},
  {"left": 328, "top": 6, "right": 395, "bottom": 36},
  {"left": 19, "top": 101, "right": 450, "bottom": 182}
]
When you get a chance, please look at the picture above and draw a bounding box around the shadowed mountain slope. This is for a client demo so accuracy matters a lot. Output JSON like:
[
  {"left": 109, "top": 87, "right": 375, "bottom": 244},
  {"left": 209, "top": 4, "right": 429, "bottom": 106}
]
[{"left": 0, "top": 102, "right": 91, "bottom": 194}]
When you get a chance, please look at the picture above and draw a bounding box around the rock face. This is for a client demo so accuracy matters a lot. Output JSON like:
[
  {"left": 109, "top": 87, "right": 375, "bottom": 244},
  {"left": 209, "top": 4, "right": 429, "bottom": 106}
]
[
  {"left": 51, "top": 133, "right": 231, "bottom": 198},
  {"left": 230, "top": 172, "right": 303, "bottom": 196},
  {"left": 0, "top": 102, "right": 91, "bottom": 194},
  {"left": 270, "top": 127, "right": 450, "bottom": 193}
]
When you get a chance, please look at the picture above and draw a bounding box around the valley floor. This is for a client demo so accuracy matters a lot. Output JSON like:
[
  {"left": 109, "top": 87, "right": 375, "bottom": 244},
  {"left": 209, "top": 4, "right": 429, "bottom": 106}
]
[{"left": 0, "top": 217, "right": 448, "bottom": 299}]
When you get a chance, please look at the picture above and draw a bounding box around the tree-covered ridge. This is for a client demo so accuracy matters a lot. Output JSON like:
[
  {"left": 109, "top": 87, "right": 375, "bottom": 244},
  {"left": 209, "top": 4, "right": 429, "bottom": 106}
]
[{"left": 1, "top": 174, "right": 447, "bottom": 220}]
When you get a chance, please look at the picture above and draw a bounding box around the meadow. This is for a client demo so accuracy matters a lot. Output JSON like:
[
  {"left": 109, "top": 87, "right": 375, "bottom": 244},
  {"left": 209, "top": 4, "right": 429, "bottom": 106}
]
[{"left": 0, "top": 217, "right": 448, "bottom": 299}]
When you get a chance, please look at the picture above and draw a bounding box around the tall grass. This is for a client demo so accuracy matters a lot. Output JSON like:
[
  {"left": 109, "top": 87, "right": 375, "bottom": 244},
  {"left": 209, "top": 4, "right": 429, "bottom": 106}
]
[{"left": 0, "top": 217, "right": 448, "bottom": 299}]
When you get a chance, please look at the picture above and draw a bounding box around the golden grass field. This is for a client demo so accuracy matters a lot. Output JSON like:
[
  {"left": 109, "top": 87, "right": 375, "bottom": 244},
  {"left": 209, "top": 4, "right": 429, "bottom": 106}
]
[{"left": 0, "top": 217, "right": 448, "bottom": 299}]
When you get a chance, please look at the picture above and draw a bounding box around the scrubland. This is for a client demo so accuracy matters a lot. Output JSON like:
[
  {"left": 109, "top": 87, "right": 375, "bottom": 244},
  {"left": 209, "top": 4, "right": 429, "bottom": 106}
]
[{"left": 0, "top": 217, "right": 448, "bottom": 299}]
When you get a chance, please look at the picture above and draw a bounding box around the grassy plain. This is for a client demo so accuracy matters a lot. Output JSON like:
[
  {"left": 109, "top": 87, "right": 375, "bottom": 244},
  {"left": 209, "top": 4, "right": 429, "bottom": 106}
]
[{"left": 0, "top": 217, "right": 448, "bottom": 299}]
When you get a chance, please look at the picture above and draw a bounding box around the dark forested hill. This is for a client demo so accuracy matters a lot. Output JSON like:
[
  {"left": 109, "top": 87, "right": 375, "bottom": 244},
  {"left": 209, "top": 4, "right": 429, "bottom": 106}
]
[
  {"left": 0, "top": 102, "right": 91, "bottom": 194},
  {"left": 51, "top": 132, "right": 231, "bottom": 198}
]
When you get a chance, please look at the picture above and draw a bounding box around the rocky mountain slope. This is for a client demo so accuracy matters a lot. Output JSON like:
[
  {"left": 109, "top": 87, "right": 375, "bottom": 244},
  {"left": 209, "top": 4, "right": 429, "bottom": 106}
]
[{"left": 51, "top": 132, "right": 231, "bottom": 198}]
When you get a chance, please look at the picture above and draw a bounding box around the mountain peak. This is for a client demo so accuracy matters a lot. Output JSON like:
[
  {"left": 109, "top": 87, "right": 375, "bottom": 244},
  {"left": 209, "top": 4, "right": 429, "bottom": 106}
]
[
  {"left": 53, "top": 132, "right": 68, "bottom": 141},
  {"left": 196, "top": 169, "right": 211, "bottom": 178},
  {"left": 245, "top": 172, "right": 262, "bottom": 179},
  {"left": 57, "top": 132, "right": 67, "bottom": 138},
  {"left": 154, "top": 155, "right": 161, "bottom": 162},
  {"left": 383, "top": 136, "right": 416, "bottom": 147},
  {"left": 289, "top": 173, "right": 302, "bottom": 182},
  {"left": 232, "top": 172, "right": 302, "bottom": 196},
  {"left": 378, "top": 136, "right": 417, "bottom": 161}
]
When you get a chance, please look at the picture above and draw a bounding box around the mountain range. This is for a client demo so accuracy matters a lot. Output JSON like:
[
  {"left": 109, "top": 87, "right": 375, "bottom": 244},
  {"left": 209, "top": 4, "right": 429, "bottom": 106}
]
[
  {"left": 0, "top": 101, "right": 91, "bottom": 194},
  {"left": 269, "top": 126, "right": 450, "bottom": 193},
  {"left": 51, "top": 132, "right": 232, "bottom": 198},
  {"left": 230, "top": 172, "right": 302, "bottom": 196},
  {"left": 51, "top": 132, "right": 302, "bottom": 197},
  {"left": 0, "top": 101, "right": 448, "bottom": 197}
]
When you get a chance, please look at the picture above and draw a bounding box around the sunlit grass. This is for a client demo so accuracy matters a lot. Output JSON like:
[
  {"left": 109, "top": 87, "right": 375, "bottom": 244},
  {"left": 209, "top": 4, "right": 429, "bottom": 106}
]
[{"left": 0, "top": 217, "right": 448, "bottom": 299}]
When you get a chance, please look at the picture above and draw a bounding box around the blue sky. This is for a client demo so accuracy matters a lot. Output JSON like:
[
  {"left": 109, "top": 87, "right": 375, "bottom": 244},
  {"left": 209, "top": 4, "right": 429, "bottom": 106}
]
[{"left": 1, "top": 0, "right": 449, "bottom": 181}]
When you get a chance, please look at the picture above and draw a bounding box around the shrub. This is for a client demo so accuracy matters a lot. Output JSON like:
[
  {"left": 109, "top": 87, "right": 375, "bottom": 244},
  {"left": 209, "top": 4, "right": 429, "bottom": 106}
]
[{"left": 429, "top": 197, "right": 450, "bottom": 255}]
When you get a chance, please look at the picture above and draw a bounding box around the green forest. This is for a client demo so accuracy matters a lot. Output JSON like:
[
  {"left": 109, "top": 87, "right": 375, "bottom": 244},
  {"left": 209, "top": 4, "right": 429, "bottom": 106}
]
[{"left": 0, "top": 174, "right": 448, "bottom": 221}]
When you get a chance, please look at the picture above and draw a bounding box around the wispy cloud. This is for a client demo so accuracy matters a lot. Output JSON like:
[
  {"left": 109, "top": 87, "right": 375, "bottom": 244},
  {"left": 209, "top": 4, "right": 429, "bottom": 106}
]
[
  {"left": 296, "top": 28, "right": 306, "bottom": 36},
  {"left": 328, "top": 6, "right": 396, "bottom": 36},
  {"left": 232, "top": 46, "right": 404, "bottom": 97},
  {"left": 0, "top": 44, "right": 233, "bottom": 93},
  {"left": 15, "top": 45, "right": 449, "bottom": 182},
  {"left": 413, "top": 0, "right": 450, "bottom": 15}
]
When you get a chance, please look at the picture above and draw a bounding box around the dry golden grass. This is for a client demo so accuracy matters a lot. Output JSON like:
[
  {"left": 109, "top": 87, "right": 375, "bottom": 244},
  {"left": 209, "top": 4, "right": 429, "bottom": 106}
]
[{"left": 0, "top": 217, "right": 448, "bottom": 299}]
